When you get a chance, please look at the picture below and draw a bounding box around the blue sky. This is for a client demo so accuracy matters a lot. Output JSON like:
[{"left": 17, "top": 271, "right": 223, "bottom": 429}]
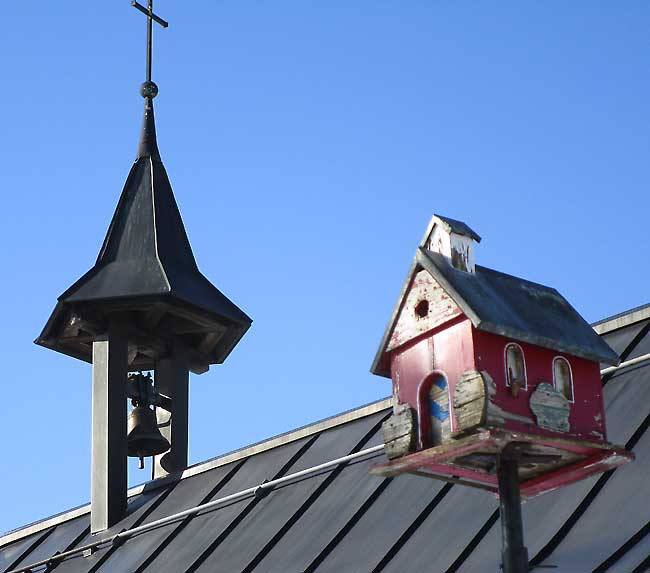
[{"left": 0, "top": 1, "right": 648, "bottom": 533}]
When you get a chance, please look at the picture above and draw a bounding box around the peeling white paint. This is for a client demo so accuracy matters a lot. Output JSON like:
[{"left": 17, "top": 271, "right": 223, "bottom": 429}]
[
  {"left": 425, "top": 219, "right": 476, "bottom": 273},
  {"left": 387, "top": 270, "right": 462, "bottom": 352},
  {"left": 482, "top": 370, "right": 535, "bottom": 426}
]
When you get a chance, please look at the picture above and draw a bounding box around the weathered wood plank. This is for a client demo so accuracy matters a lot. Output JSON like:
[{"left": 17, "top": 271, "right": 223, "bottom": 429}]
[
  {"left": 454, "top": 398, "right": 487, "bottom": 433},
  {"left": 529, "top": 382, "right": 570, "bottom": 433},
  {"left": 382, "top": 404, "right": 417, "bottom": 460},
  {"left": 454, "top": 371, "right": 485, "bottom": 406},
  {"left": 453, "top": 370, "right": 487, "bottom": 433}
]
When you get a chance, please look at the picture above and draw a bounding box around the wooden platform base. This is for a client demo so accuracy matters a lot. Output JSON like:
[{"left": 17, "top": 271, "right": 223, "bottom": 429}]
[{"left": 371, "top": 429, "right": 634, "bottom": 499}]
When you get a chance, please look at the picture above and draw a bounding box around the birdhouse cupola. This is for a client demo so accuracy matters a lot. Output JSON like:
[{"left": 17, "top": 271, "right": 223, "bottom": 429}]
[
  {"left": 422, "top": 214, "right": 481, "bottom": 273},
  {"left": 371, "top": 213, "right": 633, "bottom": 500}
]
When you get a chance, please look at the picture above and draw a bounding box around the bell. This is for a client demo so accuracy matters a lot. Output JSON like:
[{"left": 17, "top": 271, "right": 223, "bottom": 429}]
[{"left": 127, "top": 406, "right": 170, "bottom": 464}]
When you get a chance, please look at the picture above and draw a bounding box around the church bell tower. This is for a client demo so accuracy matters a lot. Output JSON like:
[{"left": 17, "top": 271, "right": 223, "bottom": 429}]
[{"left": 36, "top": 1, "right": 251, "bottom": 533}]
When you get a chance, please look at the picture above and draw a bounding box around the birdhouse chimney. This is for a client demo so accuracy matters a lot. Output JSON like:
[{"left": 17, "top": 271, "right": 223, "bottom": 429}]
[{"left": 421, "top": 214, "right": 481, "bottom": 273}]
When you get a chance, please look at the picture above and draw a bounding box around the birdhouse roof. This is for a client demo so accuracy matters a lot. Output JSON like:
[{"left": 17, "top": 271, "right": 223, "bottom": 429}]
[
  {"left": 371, "top": 247, "right": 619, "bottom": 377},
  {"left": 425, "top": 214, "right": 482, "bottom": 243},
  {"left": 2, "top": 306, "right": 649, "bottom": 573}
]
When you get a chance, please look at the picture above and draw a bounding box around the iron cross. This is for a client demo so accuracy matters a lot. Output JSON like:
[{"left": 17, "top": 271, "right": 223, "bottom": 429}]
[{"left": 131, "top": 0, "right": 169, "bottom": 88}]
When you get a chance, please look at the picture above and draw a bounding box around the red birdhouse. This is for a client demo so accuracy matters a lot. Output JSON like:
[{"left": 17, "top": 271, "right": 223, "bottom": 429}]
[{"left": 371, "top": 215, "right": 633, "bottom": 498}]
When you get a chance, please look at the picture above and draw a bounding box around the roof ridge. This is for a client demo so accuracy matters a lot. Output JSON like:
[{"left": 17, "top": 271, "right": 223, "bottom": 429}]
[{"left": 593, "top": 302, "right": 650, "bottom": 334}]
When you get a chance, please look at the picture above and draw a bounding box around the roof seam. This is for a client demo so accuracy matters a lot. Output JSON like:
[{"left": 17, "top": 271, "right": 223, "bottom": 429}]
[
  {"left": 174, "top": 397, "right": 392, "bottom": 482},
  {"left": 131, "top": 458, "right": 247, "bottom": 573},
  {"left": 239, "top": 414, "right": 390, "bottom": 573},
  {"left": 86, "top": 479, "right": 179, "bottom": 573},
  {"left": 530, "top": 405, "right": 650, "bottom": 567},
  {"left": 8, "top": 438, "right": 386, "bottom": 573},
  {"left": 602, "top": 323, "right": 650, "bottom": 388},
  {"left": 593, "top": 518, "right": 650, "bottom": 572},
  {"left": 149, "top": 156, "right": 171, "bottom": 293},
  {"left": 0, "top": 398, "right": 392, "bottom": 548},
  {"left": 304, "top": 478, "right": 394, "bottom": 572},
  {"left": 632, "top": 553, "right": 650, "bottom": 573},
  {"left": 183, "top": 434, "right": 321, "bottom": 573},
  {"left": 3, "top": 526, "right": 54, "bottom": 573},
  {"left": 372, "top": 482, "right": 454, "bottom": 573},
  {"left": 42, "top": 524, "right": 90, "bottom": 573},
  {"left": 446, "top": 508, "right": 500, "bottom": 573}
]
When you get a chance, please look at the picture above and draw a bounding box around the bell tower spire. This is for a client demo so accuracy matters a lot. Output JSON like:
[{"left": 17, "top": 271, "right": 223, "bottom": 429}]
[
  {"left": 36, "top": 1, "right": 251, "bottom": 534},
  {"left": 132, "top": 0, "right": 167, "bottom": 158}
]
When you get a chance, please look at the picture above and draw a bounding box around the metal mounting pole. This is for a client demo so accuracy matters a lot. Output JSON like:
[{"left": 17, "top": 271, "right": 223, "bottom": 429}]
[{"left": 497, "top": 447, "right": 529, "bottom": 573}]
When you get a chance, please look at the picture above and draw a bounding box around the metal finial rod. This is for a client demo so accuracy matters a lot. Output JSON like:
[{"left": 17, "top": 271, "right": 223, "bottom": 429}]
[
  {"left": 146, "top": 0, "right": 153, "bottom": 82},
  {"left": 131, "top": 0, "right": 168, "bottom": 97}
]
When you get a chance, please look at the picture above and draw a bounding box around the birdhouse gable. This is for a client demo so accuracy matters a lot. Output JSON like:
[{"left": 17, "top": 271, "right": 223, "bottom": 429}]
[
  {"left": 385, "top": 268, "right": 462, "bottom": 353},
  {"left": 370, "top": 248, "right": 469, "bottom": 377},
  {"left": 421, "top": 214, "right": 482, "bottom": 274}
]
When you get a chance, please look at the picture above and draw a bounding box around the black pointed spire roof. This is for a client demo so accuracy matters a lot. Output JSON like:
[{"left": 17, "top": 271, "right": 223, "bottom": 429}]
[{"left": 37, "top": 96, "right": 251, "bottom": 370}]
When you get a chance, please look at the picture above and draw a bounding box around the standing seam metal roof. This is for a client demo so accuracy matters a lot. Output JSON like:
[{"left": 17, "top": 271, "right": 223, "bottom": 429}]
[{"left": 2, "top": 307, "right": 650, "bottom": 573}]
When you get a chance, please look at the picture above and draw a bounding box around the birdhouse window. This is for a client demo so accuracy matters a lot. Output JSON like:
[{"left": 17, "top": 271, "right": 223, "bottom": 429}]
[
  {"left": 553, "top": 357, "right": 574, "bottom": 402},
  {"left": 504, "top": 343, "right": 527, "bottom": 390}
]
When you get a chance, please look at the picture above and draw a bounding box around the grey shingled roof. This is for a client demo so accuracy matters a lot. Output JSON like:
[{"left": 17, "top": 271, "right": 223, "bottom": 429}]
[
  {"left": 432, "top": 214, "right": 482, "bottom": 243},
  {"left": 1, "top": 308, "right": 648, "bottom": 573},
  {"left": 372, "top": 248, "right": 618, "bottom": 377}
]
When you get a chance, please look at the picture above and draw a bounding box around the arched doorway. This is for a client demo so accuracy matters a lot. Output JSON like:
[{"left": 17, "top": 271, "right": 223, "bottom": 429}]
[{"left": 417, "top": 370, "right": 450, "bottom": 449}]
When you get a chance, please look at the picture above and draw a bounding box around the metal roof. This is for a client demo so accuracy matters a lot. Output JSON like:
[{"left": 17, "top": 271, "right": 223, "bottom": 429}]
[
  {"left": 372, "top": 248, "right": 619, "bottom": 376},
  {"left": 2, "top": 308, "right": 649, "bottom": 572},
  {"left": 35, "top": 99, "right": 251, "bottom": 368}
]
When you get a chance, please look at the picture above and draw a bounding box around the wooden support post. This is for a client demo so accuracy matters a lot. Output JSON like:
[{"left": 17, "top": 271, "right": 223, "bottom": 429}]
[
  {"left": 153, "top": 342, "right": 189, "bottom": 479},
  {"left": 91, "top": 322, "right": 128, "bottom": 534},
  {"left": 497, "top": 449, "right": 529, "bottom": 573}
]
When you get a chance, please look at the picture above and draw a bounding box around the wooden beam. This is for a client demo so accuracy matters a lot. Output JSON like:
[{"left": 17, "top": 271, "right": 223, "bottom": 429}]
[
  {"left": 406, "top": 470, "right": 498, "bottom": 493},
  {"left": 198, "top": 331, "right": 223, "bottom": 355}
]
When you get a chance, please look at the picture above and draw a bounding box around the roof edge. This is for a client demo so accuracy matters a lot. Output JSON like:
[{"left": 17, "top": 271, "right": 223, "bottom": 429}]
[
  {"left": 417, "top": 248, "right": 483, "bottom": 326},
  {"left": 0, "top": 396, "right": 392, "bottom": 548},
  {"left": 592, "top": 302, "right": 650, "bottom": 335},
  {"left": 476, "top": 321, "right": 619, "bottom": 366},
  {"left": 370, "top": 256, "right": 422, "bottom": 378}
]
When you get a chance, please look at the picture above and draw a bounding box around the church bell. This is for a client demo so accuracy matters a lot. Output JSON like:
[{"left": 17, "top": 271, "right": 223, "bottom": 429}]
[{"left": 127, "top": 405, "right": 170, "bottom": 469}]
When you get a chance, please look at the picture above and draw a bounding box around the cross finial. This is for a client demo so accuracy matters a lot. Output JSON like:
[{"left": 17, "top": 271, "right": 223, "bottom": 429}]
[{"left": 131, "top": 0, "right": 169, "bottom": 99}]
